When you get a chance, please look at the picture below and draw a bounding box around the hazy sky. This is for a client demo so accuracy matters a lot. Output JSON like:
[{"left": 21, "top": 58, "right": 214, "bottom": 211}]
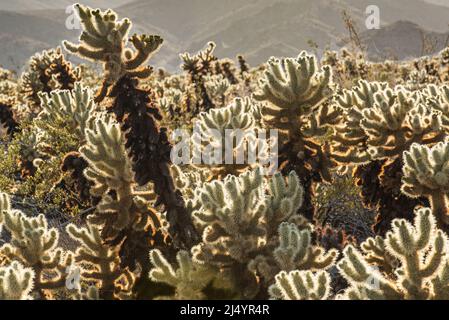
[
  {"left": 0, "top": 0, "right": 448, "bottom": 11},
  {"left": 0, "top": 0, "right": 134, "bottom": 11},
  {"left": 425, "top": 0, "right": 449, "bottom": 7}
]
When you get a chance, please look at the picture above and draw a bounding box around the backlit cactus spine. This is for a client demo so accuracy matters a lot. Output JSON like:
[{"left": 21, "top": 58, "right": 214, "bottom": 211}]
[
  {"left": 337, "top": 208, "right": 449, "bottom": 299},
  {"left": 254, "top": 51, "right": 337, "bottom": 219},
  {"left": 268, "top": 270, "right": 331, "bottom": 300},
  {"left": 64, "top": 4, "right": 198, "bottom": 248},
  {"left": 190, "top": 168, "right": 336, "bottom": 298},
  {"left": 66, "top": 222, "right": 136, "bottom": 300},
  {"left": 0, "top": 262, "right": 35, "bottom": 300},
  {"left": 402, "top": 140, "right": 449, "bottom": 228},
  {"left": 148, "top": 249, "right": 218, "bottom": 300},
  {"left": 189, "top": 97, "right": 263, "bottom": 179},
  {"left": 0, "top": 192, "right": 73, "bottom": 299}
]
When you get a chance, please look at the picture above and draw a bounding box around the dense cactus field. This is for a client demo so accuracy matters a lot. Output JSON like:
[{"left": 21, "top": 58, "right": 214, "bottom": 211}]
[{"left": 0, "top": 4, "right": 448, "bottom": 300}]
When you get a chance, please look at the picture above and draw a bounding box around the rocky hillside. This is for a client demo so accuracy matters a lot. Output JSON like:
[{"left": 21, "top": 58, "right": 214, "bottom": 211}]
[{"left": 1, "top": 0, "right": 449, "bottom": 71}]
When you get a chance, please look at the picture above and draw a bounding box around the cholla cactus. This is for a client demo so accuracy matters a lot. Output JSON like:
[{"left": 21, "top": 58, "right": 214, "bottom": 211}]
[
  {"left": 191, "top": 97, "right": 262, "bottom": 179},
  {"left": 248, "top": 222, "right": 337, "bottom": 287},
  {"left": 333, "top": 81, "right": 444, "bottom": 163},
  {"left": 406, "top": 56, "right": 442, "bottom": 89},
  {"left": 0, "top": 191, "right": 9, "bottom": 214},
  {"left": 333, "top": 82, "right": 447, "bottom": 234},
  {"left": 80, "top": 116, "right": 168, "bottom": 277},
  {"left": 170, "top": 165, "right": 210, "bottom": 216},
  {"left": 254, "top": 51, "right": 332, "bottom": 112},
  {"left": 32, "top": 82, "right": 96, "bottom": 173},
  {"left": 66, "top": 5, "right": 197, "bottom": 248},
  {"left": 273, "top": 222, "right": 338, "bottom": 272},
  {"left": 181, "top": 42, "right": 217, "bottom": 79},
  {"left": 64, "top": 4, "right": 162, "bottom": 102},
  {"left": 0, "top": 67, "right": 14, "bottom": 83},
  {"left": 253, "top": 51, "right": 335, "bottom": 145},
  {"left": 268, "top": 270, "right": 331, "bottom": 300},
  {"left": 402, "top": 140, "right": 449, "bottom": 226},
  {"left": 190, "top": 168, "right": 337, "bottom": 298},
  {"left": 149, "top": 249, "right": 218, "bottom": 299},
  {"left": 191, "top": 168, "right": 303, "bottom": 266},
  {"left": 3, "top": 2, "right": 449, "bottom": 302},
  {"left": 37, "top": 82, "right": 95, "bottom": 141},
  {"left": 332, "top": 80, "right": 388, "bottom": 163},
  {"left": 0, "top": 80, "right": 18, "bottom": 105},
  {"left": 80, "top": 117, "right": 159, "bottom": 240},
  {"left": 180, "top": 42, "right": 217, "bottom": 113},
  {"left": 158, "top": 88, "right": 183, "bottom": 120},
  {"left": 338, "top": 208, "right": 449, "bottom": 299},
  {"left": 0, "top": 192, "right": 73, "bottom": 299},
  {"left": 14, "top": 128, "right": 40, "bottom": 178},
  {"left": 426, "top": 84, "right": 449, "bottom": 130},
  {"left": 237, "top": 55, "right": 249, "bottom": 77},
  {"left": 253, "top": 51, "right": 337, "bottom": 219},
  {"left": 192, "top": 168, "right": 266, "bottom": 266},
  {"left": 20, "top": 47, "right": 80, "bottom": 111},
  {"left": 321, "top": 48, "right": 371, "bottom": 87},
  {"left": 215, "top": 58, "right": 239, "bottom": 85},
  {"left": 204, "top": 74, "right": 230, "bottom": 107},
  {"left": 0, "top": 262, "right": 35, "bottom": 300},
  {"left": 194, "top": 97, "right": 259, "bottom": 136},
  {"left": 66, "top": 222, "right": 136, "bottom": 300},
  {"left": 363, "top": 88, "right": 442, "bottom": 160}
]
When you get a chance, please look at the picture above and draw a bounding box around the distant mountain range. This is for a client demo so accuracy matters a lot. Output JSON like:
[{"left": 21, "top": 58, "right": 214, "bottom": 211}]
[
  {"left": 1, "top": 0, "right": 449, "bottom": 73},
  {"left": 355, "top": 20, "right": 449, "bottom": 61}
]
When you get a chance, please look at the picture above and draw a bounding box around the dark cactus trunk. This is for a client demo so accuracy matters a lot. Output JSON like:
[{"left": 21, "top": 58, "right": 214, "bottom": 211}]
[{"left": 108, "top": 75, "right": 199, "bottom": 250}]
